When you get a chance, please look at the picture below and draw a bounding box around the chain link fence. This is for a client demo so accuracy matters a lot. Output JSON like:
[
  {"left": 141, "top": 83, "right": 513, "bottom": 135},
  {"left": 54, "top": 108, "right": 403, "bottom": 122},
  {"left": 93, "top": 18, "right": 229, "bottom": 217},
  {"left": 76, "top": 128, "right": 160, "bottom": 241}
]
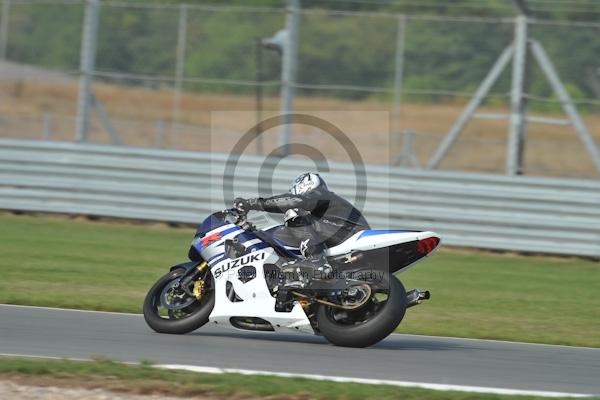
[{"left": 0, "top": 0, "right": 599, "bottom": 178}]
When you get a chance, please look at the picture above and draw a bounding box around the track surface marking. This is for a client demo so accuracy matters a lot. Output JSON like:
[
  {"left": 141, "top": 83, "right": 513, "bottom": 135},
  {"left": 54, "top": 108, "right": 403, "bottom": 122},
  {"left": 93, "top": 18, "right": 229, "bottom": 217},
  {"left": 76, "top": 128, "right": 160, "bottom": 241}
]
[{"left": 0, "top": 305, "right": 598, "bottom": 396}]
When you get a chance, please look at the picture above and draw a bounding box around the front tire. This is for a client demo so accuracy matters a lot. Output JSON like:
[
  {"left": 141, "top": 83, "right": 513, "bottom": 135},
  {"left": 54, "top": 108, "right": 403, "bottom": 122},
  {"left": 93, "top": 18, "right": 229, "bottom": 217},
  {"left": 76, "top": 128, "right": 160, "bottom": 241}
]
[
  {"left": 143, "top": 269, "right": 214, "bottom": 334},
  {"left": 316, "top": 274, "right": 407, "bottom": 348}
]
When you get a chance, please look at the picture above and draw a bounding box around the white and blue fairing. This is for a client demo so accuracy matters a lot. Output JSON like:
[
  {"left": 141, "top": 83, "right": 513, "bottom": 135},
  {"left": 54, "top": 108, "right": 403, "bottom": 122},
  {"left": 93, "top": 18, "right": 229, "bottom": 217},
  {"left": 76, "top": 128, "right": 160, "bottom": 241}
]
[
  {"left": 192, "top": 212, "right": 311, "bottom": 333},
  {"left": 192, "top": 212, "right": 439, "bottom": 268},
  {"left": 190, "top": 212, "right": 440, "bottom": 333},
  {"left": 191, "top": 213, "right": 301, "bottom": 268},
  {"left": 325, "top": 229, "right": 439, "bottom": 257}
]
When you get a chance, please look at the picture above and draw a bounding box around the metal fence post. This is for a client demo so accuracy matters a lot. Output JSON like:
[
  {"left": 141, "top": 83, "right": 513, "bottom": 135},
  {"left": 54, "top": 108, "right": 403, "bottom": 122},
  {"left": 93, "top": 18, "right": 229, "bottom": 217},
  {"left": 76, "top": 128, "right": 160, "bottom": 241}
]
[
  {"left": 255, "top": 37, "right": 264, "bottom": 155},
  {"left": 41, "top": 112, "right": 53, "bottom": 140},
  {"left": 428, "top": 45, "right": 514, "bottom": 169},
  {"left": 506, "top": 15, "right": 529, "bottom": 175},
  {"left": 171, "top": 4, "right": 187, "bottom": 137},
  {"left": 91, "top": 93, "right": 121, "bottom": 145},
  {"left": 279, "top": 0, "right": 300, "bottom": 156},
  {"left": 392, "top": 129, "right": 419, "bottom": 166},
  {"left": 530, "top": 40, "right": 600, "bottom": 173},
  {"left": 397, "top": 128, "right": 419, "bottom": 167},
  {"left": 75, "top": 0, "right": 100, "bottom": 143},
  {"left": 390, "top": 14, "right": 406, "bottom": 164},
  {"left": 155, "top": 119, "right": 166, "bottom": 148},
  {"left": 0, "top": 0, "right": 11, "bottom": 60}
]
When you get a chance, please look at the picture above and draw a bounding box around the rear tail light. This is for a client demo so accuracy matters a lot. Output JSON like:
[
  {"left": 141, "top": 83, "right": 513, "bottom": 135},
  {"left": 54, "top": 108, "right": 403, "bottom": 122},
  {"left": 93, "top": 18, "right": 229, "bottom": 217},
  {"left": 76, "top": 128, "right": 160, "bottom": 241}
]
[{"left": 417, "top": 237, "right": 440, "bottom": 255}]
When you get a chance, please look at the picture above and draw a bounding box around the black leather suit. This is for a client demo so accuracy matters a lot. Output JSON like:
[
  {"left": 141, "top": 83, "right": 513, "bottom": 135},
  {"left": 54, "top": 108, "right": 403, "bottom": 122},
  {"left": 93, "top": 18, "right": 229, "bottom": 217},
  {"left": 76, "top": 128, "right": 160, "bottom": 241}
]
[{"left": 248, "top": 187, "right": 370, "bottom": 256}]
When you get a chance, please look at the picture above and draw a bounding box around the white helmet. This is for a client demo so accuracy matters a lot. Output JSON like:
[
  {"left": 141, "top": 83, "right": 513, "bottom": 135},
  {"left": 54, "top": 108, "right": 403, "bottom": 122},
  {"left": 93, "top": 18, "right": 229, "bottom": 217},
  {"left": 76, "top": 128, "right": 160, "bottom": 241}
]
[{"left": 290, "top": 173, "right": 327, "bottom": 195}]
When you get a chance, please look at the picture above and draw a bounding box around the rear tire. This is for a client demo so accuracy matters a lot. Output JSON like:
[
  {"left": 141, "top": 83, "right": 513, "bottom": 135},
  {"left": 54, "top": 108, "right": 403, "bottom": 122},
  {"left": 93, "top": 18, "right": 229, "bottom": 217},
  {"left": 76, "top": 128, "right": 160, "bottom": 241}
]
[
  {"left": 143, "top": 269, "right": 214, "bottom": 334},
  {"left": 316, "top": 274, "right": 407, "bottom": 348}
]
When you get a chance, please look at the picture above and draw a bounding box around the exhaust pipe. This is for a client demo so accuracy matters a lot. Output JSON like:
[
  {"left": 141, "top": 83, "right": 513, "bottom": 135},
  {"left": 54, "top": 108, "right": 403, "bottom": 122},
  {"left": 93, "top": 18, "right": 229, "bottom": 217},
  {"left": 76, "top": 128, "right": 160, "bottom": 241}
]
[{"left": 406, "top": 288, "right": 430, "bottom": 308}]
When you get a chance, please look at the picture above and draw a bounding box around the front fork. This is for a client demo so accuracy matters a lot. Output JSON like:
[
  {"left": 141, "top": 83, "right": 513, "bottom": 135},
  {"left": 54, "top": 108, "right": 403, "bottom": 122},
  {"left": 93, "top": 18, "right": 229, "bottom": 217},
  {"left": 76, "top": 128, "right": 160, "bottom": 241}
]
[{"left": 176, "top": 261, "right": 209, "bottom": 297}]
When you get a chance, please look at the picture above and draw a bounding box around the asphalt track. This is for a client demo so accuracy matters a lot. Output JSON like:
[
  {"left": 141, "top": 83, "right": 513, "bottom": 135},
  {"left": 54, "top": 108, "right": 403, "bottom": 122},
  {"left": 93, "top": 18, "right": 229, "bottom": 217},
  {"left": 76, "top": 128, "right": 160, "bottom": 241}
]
[{"left": 1, "top": 304, "right": 599, "bottom": 397}]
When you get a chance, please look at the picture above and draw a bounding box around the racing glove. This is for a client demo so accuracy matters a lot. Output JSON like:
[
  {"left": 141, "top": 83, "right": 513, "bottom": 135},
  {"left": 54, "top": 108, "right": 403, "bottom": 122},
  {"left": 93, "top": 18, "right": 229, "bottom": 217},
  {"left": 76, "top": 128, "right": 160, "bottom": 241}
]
[{"left": 233, "top": 197, "right": 262, "bottom": 215}]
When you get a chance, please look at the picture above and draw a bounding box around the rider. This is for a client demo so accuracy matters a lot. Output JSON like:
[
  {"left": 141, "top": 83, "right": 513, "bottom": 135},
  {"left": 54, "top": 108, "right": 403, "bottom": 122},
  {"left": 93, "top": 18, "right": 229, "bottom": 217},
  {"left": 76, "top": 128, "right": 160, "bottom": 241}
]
[{"left": 233, "top": 172, "right": 370, "bottom": 289}]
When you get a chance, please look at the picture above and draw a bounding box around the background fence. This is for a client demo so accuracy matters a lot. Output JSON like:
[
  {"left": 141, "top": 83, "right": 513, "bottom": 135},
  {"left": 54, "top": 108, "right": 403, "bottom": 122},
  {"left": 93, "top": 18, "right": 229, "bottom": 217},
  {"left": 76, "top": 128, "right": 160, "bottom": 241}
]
[
  {"left": 1, "top": 138, "right": 599, "bottom": 258},
  {"left": 0, "top": 1, "right": 600, "bottom": 178},
  {"left": 1, "top": 1, "right": 599, "bottom": 258}
]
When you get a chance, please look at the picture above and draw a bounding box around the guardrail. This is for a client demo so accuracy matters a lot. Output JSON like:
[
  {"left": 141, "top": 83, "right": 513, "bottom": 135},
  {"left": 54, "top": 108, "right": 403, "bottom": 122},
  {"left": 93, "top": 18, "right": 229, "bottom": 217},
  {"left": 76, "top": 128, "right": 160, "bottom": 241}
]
[{"left": 1, "top": 139, "right": 599, "bottom": 258}]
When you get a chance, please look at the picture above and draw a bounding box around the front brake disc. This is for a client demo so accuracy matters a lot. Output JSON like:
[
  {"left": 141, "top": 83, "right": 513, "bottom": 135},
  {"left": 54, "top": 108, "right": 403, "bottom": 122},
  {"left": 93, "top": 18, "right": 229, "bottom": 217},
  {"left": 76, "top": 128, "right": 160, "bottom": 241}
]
[{"left": 160, "top": 280, "right": 196, "bottom": 310}]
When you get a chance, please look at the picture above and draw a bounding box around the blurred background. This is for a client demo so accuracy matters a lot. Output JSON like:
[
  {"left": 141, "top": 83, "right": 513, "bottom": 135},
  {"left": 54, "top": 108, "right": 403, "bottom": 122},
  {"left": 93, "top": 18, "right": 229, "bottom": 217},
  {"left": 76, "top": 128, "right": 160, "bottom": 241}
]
[
  {"left": 1, "top": 0, "right": 599, "bottom": 178},
  {"left": 1, "top": 0, "right": 599, "bottom": 259}
]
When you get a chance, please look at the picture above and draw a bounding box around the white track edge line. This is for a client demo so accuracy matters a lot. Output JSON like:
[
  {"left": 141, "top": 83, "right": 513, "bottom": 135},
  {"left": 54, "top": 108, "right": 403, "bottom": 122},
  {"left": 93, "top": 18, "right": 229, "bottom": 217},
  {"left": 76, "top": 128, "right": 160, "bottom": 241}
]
[
  {"left": 2, "top": 304, "right": 599, "bottom": 351},
  {"left": 391, "top": 333, "right": 600, "bottom": 351},
  {"left": 0, "top": 303, "right": 141, "bottom": 317},
  {"left": 157, "top": 364, "right": 596, "bottom": 398},
  {"left": 0, "top": 353, "right": 92, "bottom": 362},
  {"left": 0, "top": 353, "right": 593, "bottom": 398}
]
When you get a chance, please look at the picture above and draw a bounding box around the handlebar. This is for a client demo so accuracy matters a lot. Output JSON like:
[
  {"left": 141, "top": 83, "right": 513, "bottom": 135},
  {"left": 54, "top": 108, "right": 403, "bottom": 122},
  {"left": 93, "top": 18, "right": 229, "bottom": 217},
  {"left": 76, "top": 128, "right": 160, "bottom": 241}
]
[
  {"left": 222, "top": 208, "right": 255, "bottom": 231},
  {"left": 222, "top": 207, "right": 239, "bottom": 216}
]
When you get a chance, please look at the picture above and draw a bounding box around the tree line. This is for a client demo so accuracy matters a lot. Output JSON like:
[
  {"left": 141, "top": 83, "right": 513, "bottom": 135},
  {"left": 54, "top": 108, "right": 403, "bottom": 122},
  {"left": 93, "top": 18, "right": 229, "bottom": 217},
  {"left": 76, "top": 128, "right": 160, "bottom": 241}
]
[{"left": 5, "top": 0, "right": 599, "bottom": 109}]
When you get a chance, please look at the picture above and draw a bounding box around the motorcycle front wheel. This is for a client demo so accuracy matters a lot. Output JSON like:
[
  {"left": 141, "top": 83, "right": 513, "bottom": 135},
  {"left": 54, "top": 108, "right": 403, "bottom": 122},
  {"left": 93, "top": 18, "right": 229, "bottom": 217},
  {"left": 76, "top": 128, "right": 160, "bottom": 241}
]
[
  {"left": 316, "top": 273, "right": 407, "bottom": 348},
  {"left": 143, "top": 268, "right": 215, "bottom": 334}
]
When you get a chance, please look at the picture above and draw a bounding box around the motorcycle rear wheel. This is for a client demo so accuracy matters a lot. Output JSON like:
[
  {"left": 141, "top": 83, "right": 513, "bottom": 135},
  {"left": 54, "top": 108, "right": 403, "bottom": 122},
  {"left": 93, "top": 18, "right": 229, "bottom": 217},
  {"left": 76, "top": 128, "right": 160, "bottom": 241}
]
[
  {"left": 143, "top": 268, "right": 214, "bottom": 334},
  {"left": 316, "top": 273, "right": 407, "bottom": 348}
]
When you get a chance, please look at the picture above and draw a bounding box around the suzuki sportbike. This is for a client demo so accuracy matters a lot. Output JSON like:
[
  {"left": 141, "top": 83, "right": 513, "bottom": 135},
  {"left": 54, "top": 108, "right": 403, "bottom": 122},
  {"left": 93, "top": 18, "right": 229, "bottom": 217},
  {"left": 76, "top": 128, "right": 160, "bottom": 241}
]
[{"left": 143, "top": 208, "right": 440, "bottom": 347}]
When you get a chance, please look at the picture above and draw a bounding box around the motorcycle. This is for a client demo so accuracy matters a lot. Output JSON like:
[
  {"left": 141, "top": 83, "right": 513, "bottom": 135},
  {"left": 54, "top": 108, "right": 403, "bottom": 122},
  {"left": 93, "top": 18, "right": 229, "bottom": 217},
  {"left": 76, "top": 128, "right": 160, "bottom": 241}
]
[{"left": 143, "top": 208, "right": 440, "bottom": 348}]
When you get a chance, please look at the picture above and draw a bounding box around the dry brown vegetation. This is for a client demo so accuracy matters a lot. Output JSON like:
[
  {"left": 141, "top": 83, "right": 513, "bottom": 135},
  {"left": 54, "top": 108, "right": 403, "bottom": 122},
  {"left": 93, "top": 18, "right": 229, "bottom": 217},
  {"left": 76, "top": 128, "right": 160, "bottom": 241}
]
[{"left": 1, "top": 78, "right": 599, "bottom": 178}]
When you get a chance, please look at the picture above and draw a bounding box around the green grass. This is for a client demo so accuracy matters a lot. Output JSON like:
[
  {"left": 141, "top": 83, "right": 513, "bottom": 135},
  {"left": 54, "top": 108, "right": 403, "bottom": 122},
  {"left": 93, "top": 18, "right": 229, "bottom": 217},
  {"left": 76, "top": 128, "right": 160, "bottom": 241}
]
[
  {"left": 399, "top": 250, "right": 600, "bottom": 347},
  {"left": 0, "top": 357, "right": 592, "bottom": 400},
  {"left": 0, "top": 213, "right": 599, "bottom": 347}
]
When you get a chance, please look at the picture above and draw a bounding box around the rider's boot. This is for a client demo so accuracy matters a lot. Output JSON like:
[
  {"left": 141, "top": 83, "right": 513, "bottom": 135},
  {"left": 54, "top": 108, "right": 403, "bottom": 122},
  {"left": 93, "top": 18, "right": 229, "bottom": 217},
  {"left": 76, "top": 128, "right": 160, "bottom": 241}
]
[
  {"left": 281, "top": 255, "right": 333, "bottom": 286},
  {"left": 274, "top": 254, "right": 334, "bottom": 312}
]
